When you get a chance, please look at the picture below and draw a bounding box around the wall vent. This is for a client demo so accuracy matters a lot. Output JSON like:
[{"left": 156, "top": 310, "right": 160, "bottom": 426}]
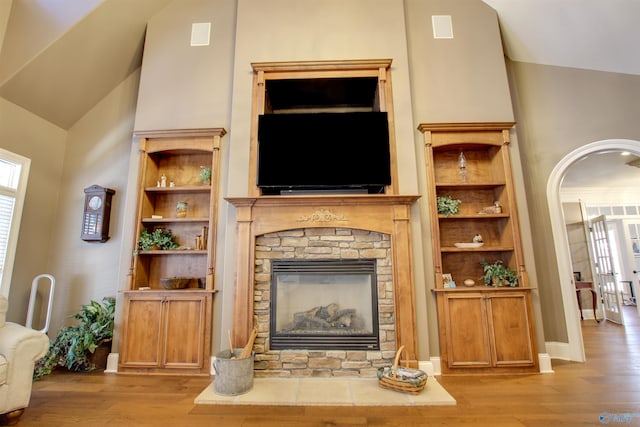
[
  {"left": 191, "top": 22, "right": 211, "bottom": 46},
  {"left": 432, "top": 15, "right": 454, "bottom": 39}
]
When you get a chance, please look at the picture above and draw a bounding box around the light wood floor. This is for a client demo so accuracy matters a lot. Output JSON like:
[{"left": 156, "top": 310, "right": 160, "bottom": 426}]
[{"left": 10, "top": 306, "right": 640, "bottom": 427}]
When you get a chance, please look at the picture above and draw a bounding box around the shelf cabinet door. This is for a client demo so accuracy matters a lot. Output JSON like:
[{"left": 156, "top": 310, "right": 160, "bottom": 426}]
[
  {"left": 162, "top": 296, "right": 207, "bottom": 369},
  {"left": 119, "top": 293, "right": 211, "bottom": 373},
  {"left": 486, "top": 292, "right": 536, "bottom": 367},
  {"left": 440, "top": 290, "right": 537, "bottom": 372},
  {"left": 442, "top": 293, "right": 492, "bottom": 368},
  {"left": 120, "top": 296, "right": 164, "bottom": 367}
]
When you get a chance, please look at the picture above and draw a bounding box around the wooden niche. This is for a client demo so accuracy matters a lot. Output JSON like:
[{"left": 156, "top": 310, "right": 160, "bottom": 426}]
[
  {"left": 419, "top": 123, "right": 539, "bottom": 375},
  {"left": 119, "top": 128, "right": 225, "bottom": 376}
]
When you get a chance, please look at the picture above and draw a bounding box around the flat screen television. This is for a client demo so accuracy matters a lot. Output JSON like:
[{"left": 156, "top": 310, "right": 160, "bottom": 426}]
[{"left": 257, "top": 112, "right": 391, "bottom": 195}]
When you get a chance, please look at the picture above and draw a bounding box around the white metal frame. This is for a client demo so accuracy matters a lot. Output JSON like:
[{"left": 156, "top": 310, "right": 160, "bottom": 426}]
[{"left": 26, "top": 273, "right": 55, "bottom": 333}]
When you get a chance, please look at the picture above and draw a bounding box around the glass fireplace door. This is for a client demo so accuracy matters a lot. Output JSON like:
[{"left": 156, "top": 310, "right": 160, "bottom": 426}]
[{"left": 270, "top": 259, "right": 379, "bottom": 350}]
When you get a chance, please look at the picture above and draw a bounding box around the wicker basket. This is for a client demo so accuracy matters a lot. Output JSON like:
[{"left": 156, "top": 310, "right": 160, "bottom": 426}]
[{"left": 377, "top": 345, "right": 427, "bottom": 395}]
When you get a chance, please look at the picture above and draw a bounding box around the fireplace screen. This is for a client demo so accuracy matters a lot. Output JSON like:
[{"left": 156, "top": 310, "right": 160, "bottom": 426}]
[{"left": 270, "top": 259, "right": 379, "bottom": 350}]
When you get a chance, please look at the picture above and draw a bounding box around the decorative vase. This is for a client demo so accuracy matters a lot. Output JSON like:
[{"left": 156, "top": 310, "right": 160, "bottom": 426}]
[
  {"left": 176, "top": 201, "right": 188, "bottom": 218},
  {"left": 88, "top": 340, "right": 112, "bottom": 370}
]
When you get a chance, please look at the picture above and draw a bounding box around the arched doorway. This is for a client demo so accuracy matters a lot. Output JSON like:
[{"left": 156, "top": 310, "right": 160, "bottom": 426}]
[{"left": 547, "top": 139, "right": 640, "bottom": 362}]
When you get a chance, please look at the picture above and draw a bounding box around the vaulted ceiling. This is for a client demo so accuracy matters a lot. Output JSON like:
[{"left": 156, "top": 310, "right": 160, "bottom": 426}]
[
  {"left": 1, "top": 0, "right": 638, "bottom": 188},
  {"left": 0, "top": 0, "right": 173, "bottom": 129},
  {"left": 482, "top": 0, "right": 640, "bottom": 76}
]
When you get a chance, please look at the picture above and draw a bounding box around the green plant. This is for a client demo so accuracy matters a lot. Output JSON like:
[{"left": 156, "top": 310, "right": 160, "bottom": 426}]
[
  {"left": 199, "top": 166, "right": 212, "bottom": 184},
  {"left": 480, "top": 260, "right": 519, "bottom": 287},
  {"left": 135, "top": 227, "right": 179, "bottom": 253},
  {"left": 34, "top": 297, "right": 115, "bottom": 380},
  {"left": 436, "top": 195, "right": 461, "bottom": 217}
]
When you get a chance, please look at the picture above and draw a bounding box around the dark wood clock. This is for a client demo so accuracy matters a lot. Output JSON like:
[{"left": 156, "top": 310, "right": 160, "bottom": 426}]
[{"left": 81, "top": 185, "right": 115, "bottom": 242}]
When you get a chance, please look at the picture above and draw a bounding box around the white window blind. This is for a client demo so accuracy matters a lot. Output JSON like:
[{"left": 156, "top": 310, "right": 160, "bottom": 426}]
[
  {"left": 0, "top": 152, "right": 29, "bottom": 294},
  {"left": 0, "top": 195, "right": 16, "bottom": 278}
]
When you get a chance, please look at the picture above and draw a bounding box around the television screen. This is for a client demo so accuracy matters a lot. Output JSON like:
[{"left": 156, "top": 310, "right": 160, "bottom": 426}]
[{"left": 257, "top": 112, "right": 391, "bottom": 194}]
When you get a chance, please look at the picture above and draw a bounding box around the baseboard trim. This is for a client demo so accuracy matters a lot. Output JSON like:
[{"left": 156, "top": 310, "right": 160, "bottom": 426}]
[
  {"left": 580, "top": 309, "right": 601, "bottom": 321},
  {"left": 105, "top": 352, "right": 119, "bottom": 373},
  {"left": 538, "top": 353, "right": 553, "bottom": 373},
  {"left": 421, "top": 357, "right": 441, "bottom": 376},
  {"left": 544, "top": 341, "right": 572, "bottom": 360}
]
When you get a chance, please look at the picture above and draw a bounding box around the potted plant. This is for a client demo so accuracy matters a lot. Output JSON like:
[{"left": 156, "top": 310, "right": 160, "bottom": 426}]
[
  {"left": 135, "top": 227, "right": 179, "bottom": 253},
  {"left": 34, "top": 297, "right": 115, "bottom": 380},
  {"left": 199, "top": 166, "right": 212, "bottom": 185},
  {"left": 480, "top": 260, "right": 519, "bottom": 287},
  {"left": 436, "top": 195, "right": 461, "bottom": 217}
]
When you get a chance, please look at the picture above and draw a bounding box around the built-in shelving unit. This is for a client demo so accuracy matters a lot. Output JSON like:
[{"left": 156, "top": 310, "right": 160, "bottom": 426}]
[
  {"left": 118, "top": 128, "right": 225, "bottom": 376},
  {"left": 419, "top": 123, "right": 539, "bottom": 375}
]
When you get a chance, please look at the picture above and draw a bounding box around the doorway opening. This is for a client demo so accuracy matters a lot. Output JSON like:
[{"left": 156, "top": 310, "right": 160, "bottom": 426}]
[{"left": 548, "top": 139, "right": 640, "bottom": 362}]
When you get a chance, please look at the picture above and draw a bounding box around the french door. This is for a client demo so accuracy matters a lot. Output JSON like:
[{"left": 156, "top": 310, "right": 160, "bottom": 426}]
[{"left": 590, "top": 215, "right": 623, "bottom": 324}]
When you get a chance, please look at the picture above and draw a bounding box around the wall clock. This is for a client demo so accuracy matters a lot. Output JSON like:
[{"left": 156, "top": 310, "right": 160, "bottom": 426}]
[{"left": 81, "top": 185, "right": 115, "bottom": 242}]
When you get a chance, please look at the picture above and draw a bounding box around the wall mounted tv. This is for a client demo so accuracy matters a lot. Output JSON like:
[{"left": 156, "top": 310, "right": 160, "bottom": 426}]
[{"left": 257, "top": 112, "right": 391, "bottom": 195}]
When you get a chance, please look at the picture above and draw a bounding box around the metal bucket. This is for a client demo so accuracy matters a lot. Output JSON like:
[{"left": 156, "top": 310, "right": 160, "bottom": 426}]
[{"left": 213, "top": 349, "right": 254, "bottom": 396}]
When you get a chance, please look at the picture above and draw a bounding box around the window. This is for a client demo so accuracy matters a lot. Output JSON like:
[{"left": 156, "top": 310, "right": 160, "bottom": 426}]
[{"left": 0, "top": 149, "right": 30, "bottom": 295}]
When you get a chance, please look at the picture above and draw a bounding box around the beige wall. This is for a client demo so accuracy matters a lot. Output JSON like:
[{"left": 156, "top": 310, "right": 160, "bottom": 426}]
[
  {"left": 224, "top": 0, "right": 428, "bottom": 357},
  {"left": 10, "top": 0, "right": 611, "bottom": 363},
  {"left": 42, "top": 70, "right": 140, "bottom": 336},
  {"left": 133, "top": 0, "right": 236, "bottom": 131},
  {"left": 0, "top": 0, "right": 101, "bottom": 82},
  {"left": 131, "top": 0, "right": 523, "bottom": 360},
  {"left": 405, "top": 0, "right": 514, "bottom": 123},
  {"left": 404, "top": 0, "right": 525, "bottom": 355},
  {"left": 1, "top": 69, "right": 138, "bottom": 334},
  {"left": 563, "top": 203, "right": 594, "bottom": 311},
  {"left": 0, "top": 0, "right": 12, "bottom": 54},
  {"left": 508, "top": 61, "right": 640, "bottom": 341},
  {"left": 0, "top": 98, "right": 66, "bottom": 323}
]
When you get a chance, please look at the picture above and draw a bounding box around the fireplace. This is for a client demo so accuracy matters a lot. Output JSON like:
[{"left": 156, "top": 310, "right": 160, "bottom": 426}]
[
  {"left": 226, "top": 61, "right": 419, "bottom": 376},
  {"left": 270, "top": 259, "right": 379, "bottom": 351},
  {"left": 226, "top": 195, "right": 420, "bottom": 375}
]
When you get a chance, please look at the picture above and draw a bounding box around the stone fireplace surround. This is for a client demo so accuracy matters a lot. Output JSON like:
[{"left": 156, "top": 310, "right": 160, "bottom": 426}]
[
  {"left": 255, "top": 228, "right": 391, "bottom": 376},
  {"left": 226, "top": 195, "right": 420, "bottom": 375}
]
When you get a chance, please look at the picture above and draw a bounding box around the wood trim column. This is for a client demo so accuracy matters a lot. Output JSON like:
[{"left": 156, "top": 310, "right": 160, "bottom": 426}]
[
  {"left": 231, "top": 202, "right": 256, "bottom": 347},
  {"left": 392, "top": 204, "right": 418, "bottom": 367}
]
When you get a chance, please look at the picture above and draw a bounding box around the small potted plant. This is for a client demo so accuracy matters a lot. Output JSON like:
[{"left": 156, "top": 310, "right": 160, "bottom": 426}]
[
  {"left": 34, "top": 297, "right": 115, "bottom": 379},
  {"left": 480, "top": 260, "right": 519, "bottom": 287},
  {"left": 436, "top": 195, "right": 461, "bottom": 217},
  {"left": 135, "top": 228, "right": 179, "bottom": 253},
  {"left": 199, "top": 166, "right": 212, "bottom": 185}
]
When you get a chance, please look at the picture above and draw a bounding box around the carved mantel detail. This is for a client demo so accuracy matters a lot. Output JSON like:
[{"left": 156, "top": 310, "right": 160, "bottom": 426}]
[
  {"left": 297, "top": 208, "right": 347, "bottom": 223},
  {"left": 225, "top": 194, "right": 421, "bottom": 367}
]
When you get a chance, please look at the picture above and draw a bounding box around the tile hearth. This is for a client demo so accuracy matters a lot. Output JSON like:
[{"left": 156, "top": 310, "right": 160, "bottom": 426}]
[{"left": 194, "top": 377, "right": 456, "bottom": 406}]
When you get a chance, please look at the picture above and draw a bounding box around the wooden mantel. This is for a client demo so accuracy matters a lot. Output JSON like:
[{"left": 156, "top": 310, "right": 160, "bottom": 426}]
[{"left": 226, "top": 194, "right": 421, "bottom": 367}]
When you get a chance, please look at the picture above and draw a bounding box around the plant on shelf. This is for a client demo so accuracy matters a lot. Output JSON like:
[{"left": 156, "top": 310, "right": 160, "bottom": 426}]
[
  {"left": 135, "top": 227, "right": 180, "bottom": 253},
  {"left": 436, "top": 195, "right": 461, "bottom": 217},
  {"left": 199, "top": 166, "right": 212, "bottom": 185},
  {"left": 34, "top": 297, "right": 115, "bottom": 380},
  {"left": 480, "top": 260, "right": 519, "bottom": 287}
]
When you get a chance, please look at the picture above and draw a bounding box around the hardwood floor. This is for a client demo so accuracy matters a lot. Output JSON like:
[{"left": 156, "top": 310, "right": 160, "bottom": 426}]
[{"left": 10, "top": 306, "right": 640, "bottom": 426}]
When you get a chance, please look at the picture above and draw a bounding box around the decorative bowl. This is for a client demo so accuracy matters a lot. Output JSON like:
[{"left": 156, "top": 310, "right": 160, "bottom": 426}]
[
  {"left": 454, "top": 242, "right": 484, "bottom": 249},
  {"left": 160, "top": 277, "right": 191, "bottom": 290}
]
